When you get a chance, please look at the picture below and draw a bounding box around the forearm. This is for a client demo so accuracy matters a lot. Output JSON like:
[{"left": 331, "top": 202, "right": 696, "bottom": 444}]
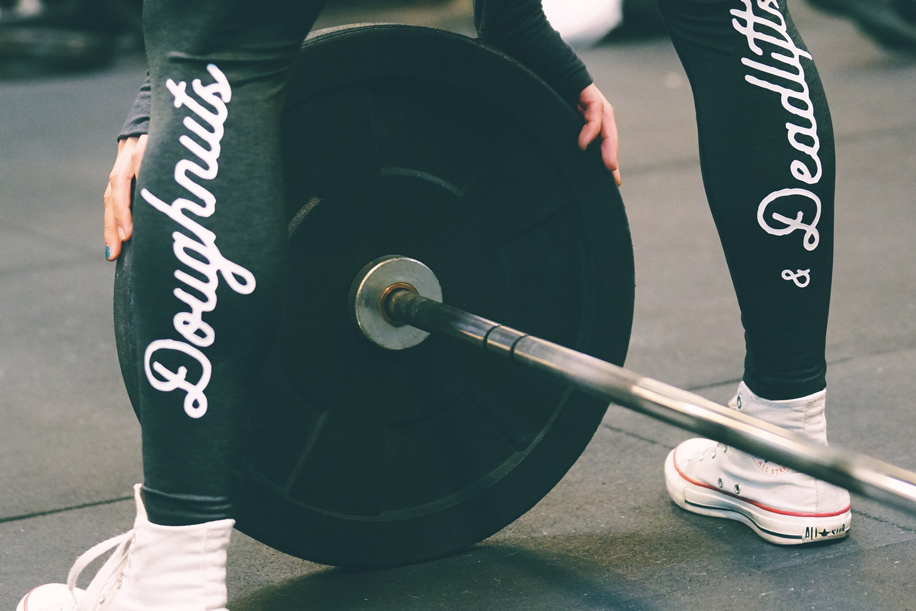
[
  {"left": 122, "top": 3, "right": 593, "bottom": 140},
  {"left": 119, "top": 72, "right": 152, "bottom": 140},
  {"left": 474, "top": 0, "right": 592, "bottom": 105}
]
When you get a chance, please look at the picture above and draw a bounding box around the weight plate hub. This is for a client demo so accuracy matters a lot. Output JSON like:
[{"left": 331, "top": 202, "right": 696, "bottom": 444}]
[
  {"left": 228, "top": 24, "right": 635, "bottom": 568},
  {"left": 350, "top": 255, "right": 443, "bottom": 350}
]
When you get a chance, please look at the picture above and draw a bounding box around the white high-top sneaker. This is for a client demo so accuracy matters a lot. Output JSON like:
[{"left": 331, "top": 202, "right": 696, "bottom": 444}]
[
  {"left": 17, "top": 484, "right": 234, "bottom": 611},
  {"left": 665, "top": 382, "right": 851, "bottom": 545}
]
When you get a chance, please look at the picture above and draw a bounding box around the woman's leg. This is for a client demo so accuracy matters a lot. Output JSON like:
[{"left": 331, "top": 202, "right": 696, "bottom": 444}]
[
  {"left": 127, "top": 0, "right": 325, "bottom": 527},
  {"left": 659, "top": 0, "right": 834, "bottom": 400},
  {"left": 20, "top": 2, "right": 326, "bottom": 609},
  {"left": 657, "top": 0, "right": 851, "bottom": 544}
]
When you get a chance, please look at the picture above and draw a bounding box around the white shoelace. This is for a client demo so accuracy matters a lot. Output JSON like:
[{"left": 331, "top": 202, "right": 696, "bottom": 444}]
[
  {"left": 698, "top": 443, "right": 729, "bottom": 461},
  {"left": 65, "top": 529, "right": 135, "bottom": 611}
]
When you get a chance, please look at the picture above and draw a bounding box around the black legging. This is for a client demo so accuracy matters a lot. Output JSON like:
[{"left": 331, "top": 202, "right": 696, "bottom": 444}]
[
  {"left": 657, "top": 0, "right": 834, "bottom": 400},
  {"left": 115, "top": 0, "right": 833, "bottom": 526},
  {"left": 115, "top": 0, "right": 327, "bottom": 525}
]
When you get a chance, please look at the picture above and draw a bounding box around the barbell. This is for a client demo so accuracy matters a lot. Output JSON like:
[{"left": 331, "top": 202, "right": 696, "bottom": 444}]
[{"left": 116, "top": 23, "right": 916, "bottom": 569}]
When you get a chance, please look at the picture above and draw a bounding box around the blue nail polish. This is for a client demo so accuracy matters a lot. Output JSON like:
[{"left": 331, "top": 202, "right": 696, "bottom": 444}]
[{"left": 105, "top": 245, "right": 111, "bottom": 260}]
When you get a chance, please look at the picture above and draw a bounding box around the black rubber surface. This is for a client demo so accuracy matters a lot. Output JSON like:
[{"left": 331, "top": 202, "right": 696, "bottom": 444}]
[{"left": 228, "top": 24, "right": 635, "bottom": 568}]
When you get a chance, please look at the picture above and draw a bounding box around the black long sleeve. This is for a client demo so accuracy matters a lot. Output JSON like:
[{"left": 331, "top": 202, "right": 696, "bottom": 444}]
[
  {"left": 474, "top": 0, "right": 592, "bottom": 105},
  {"left": 119, "top": 71, "right": 151, "bottom": 140}
]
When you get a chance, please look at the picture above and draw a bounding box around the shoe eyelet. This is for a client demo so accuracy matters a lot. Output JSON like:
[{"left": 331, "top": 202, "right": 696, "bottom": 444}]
[
  {"left": 734, "top": 484, "right": 741, "bottom": 494},
  {"left": 736, "top": 396, "right": 742, "bottom": 410},
  {"left": 717, "top": 478, "right": 723, "bottom": 488}
]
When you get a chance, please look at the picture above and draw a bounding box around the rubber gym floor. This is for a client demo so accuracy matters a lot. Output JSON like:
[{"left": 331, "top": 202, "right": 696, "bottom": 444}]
[{"left": 2, "top": 1, "right": 916, "bottom": 609}]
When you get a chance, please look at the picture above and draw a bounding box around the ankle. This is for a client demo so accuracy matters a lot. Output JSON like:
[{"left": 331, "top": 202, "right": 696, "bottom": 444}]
[
  {"left": 735, "top": 382, "right": 828, "bottom": 444},
  {"left": 117, "top": 508, "right": 234, "bottom": 611},
  {"left": 140, "top": 486, "right": 234, "bottom": 527},
  {"left": 17, "top": 485, "right": 234, "bottom": 611}
]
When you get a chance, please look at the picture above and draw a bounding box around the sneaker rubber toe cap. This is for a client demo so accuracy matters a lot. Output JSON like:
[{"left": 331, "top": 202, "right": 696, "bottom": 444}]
[{"left": 17, "top": 584, "right": 77, "bottom": 611}]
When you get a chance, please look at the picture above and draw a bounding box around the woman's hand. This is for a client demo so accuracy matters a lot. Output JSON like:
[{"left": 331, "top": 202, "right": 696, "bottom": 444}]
[
  {"left": 576, "top": 83, "right": 621, "bottom": 186},
  {"left": 104, "top": 134, "right": 147, "bottom": 261}
]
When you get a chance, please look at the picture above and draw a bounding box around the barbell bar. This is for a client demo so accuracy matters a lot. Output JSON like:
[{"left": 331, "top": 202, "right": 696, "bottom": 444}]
[{"left": 355, "top": 255, "right": 916, "bottom": 516}]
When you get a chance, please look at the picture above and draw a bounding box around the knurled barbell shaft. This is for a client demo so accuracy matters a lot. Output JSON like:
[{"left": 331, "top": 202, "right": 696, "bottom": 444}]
[{"left": 384, "top": 288, "right": 916, "bottom": 515}]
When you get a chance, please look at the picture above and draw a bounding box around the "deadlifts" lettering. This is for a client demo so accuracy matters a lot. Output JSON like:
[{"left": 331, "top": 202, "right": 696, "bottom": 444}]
[{"left": 731, "top": 0, "right": 823, "bottom": 288}]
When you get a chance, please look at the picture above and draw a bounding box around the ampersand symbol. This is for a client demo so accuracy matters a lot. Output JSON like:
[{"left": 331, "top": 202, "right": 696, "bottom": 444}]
[{"left": 781, "top": 269, "right": 810, "bottom": 288}]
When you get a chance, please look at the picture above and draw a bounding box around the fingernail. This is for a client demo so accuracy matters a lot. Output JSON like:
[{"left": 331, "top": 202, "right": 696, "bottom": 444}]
[
  {"left": 118, "top": 226, "right": 126, "bottom": 241},
  {"left": 105, "top": 245, "right": 112, "bottom": 260}
]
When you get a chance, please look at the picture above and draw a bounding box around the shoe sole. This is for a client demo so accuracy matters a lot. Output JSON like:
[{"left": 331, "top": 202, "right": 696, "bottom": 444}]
[{"left": 665, "top": 449, "right": 851, "bottom": 545}]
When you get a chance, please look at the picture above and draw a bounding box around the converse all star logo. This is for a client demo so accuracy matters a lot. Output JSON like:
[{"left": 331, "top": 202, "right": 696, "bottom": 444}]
[
  {"left": 140, "top": 64, "right": 256, "bottom": 419},
  {"left": 804, "top": 523, "right": 847, "bottom": 541},
  {"left": 755, "top": 458, "right": 790, "bottom": 476},
  {"left": 730, "top": 0, "right": 823, "bottom": 287}
]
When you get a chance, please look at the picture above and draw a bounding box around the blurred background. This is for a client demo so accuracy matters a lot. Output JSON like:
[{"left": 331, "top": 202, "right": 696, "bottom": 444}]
[{"left": 0, "top": 0, "right": 913, "bottom": 80}]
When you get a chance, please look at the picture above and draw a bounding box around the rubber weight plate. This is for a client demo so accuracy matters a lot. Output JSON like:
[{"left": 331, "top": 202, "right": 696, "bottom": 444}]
[{"left": 232, "top": 24, "right": 635, "bottom": 568}]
